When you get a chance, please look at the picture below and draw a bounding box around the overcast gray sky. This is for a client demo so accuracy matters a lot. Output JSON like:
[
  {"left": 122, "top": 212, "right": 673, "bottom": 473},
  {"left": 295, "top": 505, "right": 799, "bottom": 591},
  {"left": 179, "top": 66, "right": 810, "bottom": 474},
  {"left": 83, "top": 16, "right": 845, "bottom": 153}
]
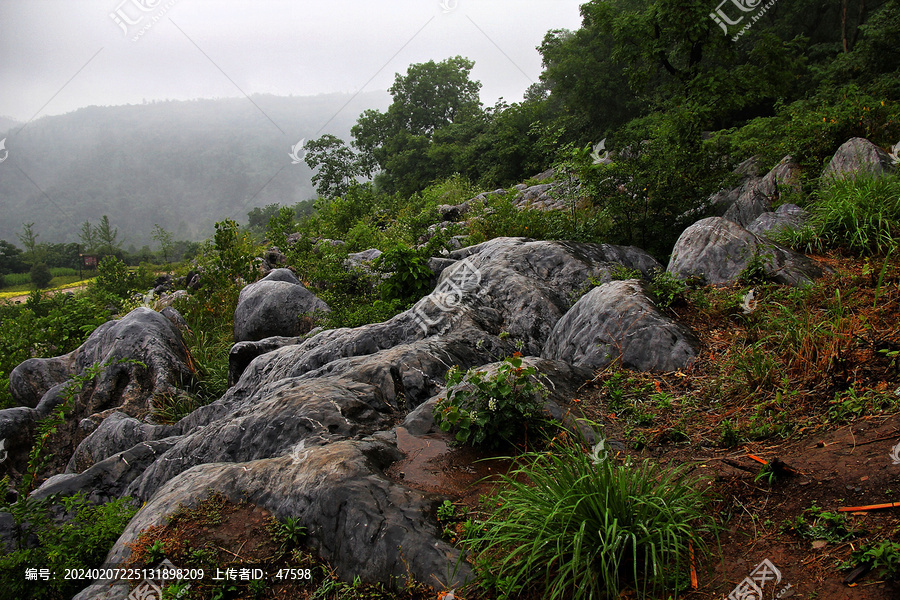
[{"left": 0, "top": 0, "right": 585, "bottom": 123}]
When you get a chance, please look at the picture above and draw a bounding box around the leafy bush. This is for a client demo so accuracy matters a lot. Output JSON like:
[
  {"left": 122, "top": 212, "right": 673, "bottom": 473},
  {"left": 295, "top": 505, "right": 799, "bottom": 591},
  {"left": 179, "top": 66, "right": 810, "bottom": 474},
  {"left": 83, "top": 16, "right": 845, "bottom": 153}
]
[
  {"left": 576, "top": 103, "right": 731, "bottom": 259},
  {"left": 433, "top": 354, "right": 546, "bottom": 447},
  {"left": 375, "top": 243, "right": 434, "bottom": 302},
  {"left": 648, "top": 270, "right": 687, "bottom": 308},
  {"left": 784, "top": 173, "right": 900, "bottom": 255},
  {"left": 719, "top": 85, "right": 900, "bottom": 174},
  {"left": 29, "top": 263, "right": 52, "bottom": 289},
  {"left": 467, "top": 434, "right": 716, "bottom": 599},
  {"left": 90, "top": 255, "right": 153, "bottom": 308},
  {"left": 845, "top": 540, "right": 900, "bottom": 580},
  {"left": 0, "top": 491, "right": 138, "bottom": 600}
]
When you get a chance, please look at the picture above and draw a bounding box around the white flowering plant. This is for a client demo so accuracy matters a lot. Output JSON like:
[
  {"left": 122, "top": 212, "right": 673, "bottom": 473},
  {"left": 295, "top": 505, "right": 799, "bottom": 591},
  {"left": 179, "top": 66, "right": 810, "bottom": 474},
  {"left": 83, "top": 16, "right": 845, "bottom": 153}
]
[{"left": 433, "top": 353, "right": 547, "bottom": 448}]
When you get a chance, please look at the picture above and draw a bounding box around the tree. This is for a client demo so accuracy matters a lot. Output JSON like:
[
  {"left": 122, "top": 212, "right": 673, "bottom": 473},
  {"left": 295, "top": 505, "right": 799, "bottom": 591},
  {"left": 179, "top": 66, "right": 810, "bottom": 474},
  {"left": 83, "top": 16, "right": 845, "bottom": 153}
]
[
  {"left": 17, "top": 223, "right": 40, "bottom": 266},
  {"left": 351, "top": 56, "right": 484, "bottom": 195},
  {"left": 152, "top": 224, "right": 174, "bottom": 264},
  {"left": 79, "top": 221, "right": 98, "bottom": 254},
  {"left": 0, "top": 240, "right": 26, "bottom": 275},
  {"left": 96, "top": 215, "right": 121, "bottom": 256},
  {"left": 247, "top": 204, "right": 282, "bottom": 232},
  {"left": 303, "top": 134, "right": 370, "bottom": 199},
  {"left": 30, "top": 262, "right": 53, "bottom": 289}
]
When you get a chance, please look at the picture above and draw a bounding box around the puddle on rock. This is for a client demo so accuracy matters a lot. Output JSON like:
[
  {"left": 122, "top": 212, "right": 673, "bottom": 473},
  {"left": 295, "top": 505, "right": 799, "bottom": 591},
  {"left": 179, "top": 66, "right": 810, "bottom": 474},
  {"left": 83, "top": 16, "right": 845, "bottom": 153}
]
[{"left": 386, "top": 426, "right": 511, "bottom": 502}]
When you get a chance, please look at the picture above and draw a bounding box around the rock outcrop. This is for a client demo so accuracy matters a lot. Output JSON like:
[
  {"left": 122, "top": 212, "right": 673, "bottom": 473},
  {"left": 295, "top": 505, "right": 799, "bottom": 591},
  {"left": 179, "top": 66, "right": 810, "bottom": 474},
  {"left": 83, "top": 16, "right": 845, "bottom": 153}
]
[
  {"left": 16, "top": 237, "right": 675, "bottom": 598},
  {"left": 542, "top": 280, "right": 699, "bottom": 372},
  {"left": 668, "top": 217, "right": 828, "bottom": 287},
  {"left": 714, "top": 156, "right": 802, "bottom": 228},
  {"left": 1, "top": 307, "right": 195, "bottom": 478},
  {"left": 233, "top": 268, "right": 330, "bottom": 342}
]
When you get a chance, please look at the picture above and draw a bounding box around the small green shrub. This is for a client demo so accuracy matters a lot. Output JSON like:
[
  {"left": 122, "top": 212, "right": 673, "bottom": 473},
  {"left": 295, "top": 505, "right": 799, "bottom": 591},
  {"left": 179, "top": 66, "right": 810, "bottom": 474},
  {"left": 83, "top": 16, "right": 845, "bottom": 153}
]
[
  {"left": 784, "top": 504, "right": 862, "bottom": 543},
  {"left": 648, "top": 270, "right": 687, "bottom": 308},
  {"left": 845, "top": 540, "right": 900, "bottom": 580},
  {"left": 466, "top": 435, "right": 716, "bottom": 600},
  {"left": 433, "top": 354, "right": 546, "bottom": 447},
  {"left": 0, "top": 490, "right": 138, "bottom": 600},
  {"left": 375, "top": 243, "right": 433, "bottom": 302},
  {"left": 29, "top": 263, "right": 53, "bottom": 289}
]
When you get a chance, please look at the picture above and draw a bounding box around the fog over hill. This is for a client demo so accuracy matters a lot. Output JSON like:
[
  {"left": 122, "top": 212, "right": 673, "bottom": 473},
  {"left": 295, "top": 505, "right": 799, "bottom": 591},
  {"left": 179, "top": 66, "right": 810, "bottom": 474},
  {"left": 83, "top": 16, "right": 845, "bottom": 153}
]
[{"left": 0, "top": 92, "right": 390, "bottom": 247}]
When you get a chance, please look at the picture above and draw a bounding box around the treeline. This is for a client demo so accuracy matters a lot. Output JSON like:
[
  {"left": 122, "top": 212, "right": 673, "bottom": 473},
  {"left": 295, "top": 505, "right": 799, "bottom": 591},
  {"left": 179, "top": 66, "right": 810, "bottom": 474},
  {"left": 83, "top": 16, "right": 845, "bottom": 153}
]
[
  {"left": 0, "top": 217, "right": 202, "bottom": 289},
  {"left": 300, "top": 0, "right": 899, "bottom": 257}
]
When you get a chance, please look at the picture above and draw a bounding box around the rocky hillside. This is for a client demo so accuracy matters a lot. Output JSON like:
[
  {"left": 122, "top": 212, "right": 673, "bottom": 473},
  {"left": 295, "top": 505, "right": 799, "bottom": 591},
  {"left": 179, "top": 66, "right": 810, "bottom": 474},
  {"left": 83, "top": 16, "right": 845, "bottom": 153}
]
[{"left": 1, "top": 137, "right": 899, "bottom": 599}]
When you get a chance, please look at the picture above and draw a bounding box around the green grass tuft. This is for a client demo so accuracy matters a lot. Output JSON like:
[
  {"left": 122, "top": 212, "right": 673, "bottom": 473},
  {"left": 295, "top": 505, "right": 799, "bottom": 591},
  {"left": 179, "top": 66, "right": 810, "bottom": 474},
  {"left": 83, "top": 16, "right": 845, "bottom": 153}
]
[{"left": 467, "top": 434, "right": 717, "bottom": 600}]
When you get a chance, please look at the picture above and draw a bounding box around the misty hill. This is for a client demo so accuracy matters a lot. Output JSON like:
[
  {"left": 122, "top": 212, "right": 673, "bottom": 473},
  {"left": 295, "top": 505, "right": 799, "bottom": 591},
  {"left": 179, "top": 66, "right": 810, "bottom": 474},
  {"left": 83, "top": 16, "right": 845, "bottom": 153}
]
[
  {"left": 0, "top": 92, "right": 390, "bottom": 247},
  {"left": 0, "top": 116, "right": 21, "bottom": 133}
]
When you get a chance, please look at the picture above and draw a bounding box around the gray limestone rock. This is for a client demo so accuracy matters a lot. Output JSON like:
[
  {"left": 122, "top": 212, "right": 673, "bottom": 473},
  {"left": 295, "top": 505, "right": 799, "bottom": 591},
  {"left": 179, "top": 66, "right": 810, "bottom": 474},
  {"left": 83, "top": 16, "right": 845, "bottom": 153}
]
[
  {"left": 668, "top": 217, "right": 828, "bottom": 286},
  {"left": 542, "top": 280, "right": 699, "bottom": 372},
  {"left": 233, "top": 269, "right": 329, "bottom": 342}
]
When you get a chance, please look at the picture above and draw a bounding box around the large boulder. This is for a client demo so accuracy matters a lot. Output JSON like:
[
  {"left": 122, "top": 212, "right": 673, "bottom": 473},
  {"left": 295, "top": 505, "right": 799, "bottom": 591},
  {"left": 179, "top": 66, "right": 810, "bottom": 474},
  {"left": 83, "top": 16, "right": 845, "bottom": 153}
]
[
  {"left": 233, "top": 268, "right": 330, "bottom": 342},
  {"left": 542, "top": 280, "right": 699, "bottom": 372},
  {"left": 716, "top": 156, "right": 802, "bottom": 228},
  {"left": 77, "top": 439, "right": 472, "bottom": 600},
  {"left": 823, "top": 137, "right": 895, "bottom": 179},
  {"left": 668, "top": 217, "right": 828, "bottom": 287}
]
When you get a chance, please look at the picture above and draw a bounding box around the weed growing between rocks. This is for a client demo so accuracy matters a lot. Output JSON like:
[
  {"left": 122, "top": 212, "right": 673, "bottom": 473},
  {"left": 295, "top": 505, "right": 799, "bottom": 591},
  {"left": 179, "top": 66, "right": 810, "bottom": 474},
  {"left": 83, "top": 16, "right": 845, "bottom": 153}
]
[
  {"left": 784, "top": 172, "right": 900, "bottom": 256},
  {"left": 463, "top": 431, "right": 717, "bottom": 600},
  {"left": 0, "top": 492, "right": 138, "bottom": 600},
  {"left": 433, "top": 354, "right": 548, "bottom": 448}
]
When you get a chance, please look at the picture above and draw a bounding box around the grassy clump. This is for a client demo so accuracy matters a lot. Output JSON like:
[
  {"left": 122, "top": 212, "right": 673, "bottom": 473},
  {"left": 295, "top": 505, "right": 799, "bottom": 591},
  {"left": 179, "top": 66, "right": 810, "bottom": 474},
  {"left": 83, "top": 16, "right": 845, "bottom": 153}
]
[
  {"left": 467, "top": 434, "right": 716, "bottom": 600},
  {"left": 785, "top": 173, "right": 900, "bottom": 255}
]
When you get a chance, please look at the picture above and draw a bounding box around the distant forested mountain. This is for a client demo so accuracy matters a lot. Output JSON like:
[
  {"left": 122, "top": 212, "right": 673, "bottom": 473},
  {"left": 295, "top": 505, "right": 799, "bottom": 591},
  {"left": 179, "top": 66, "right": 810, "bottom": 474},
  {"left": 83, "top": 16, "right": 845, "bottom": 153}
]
[{"left": 0, "top": 92, "right": 390, "bottom": 246}]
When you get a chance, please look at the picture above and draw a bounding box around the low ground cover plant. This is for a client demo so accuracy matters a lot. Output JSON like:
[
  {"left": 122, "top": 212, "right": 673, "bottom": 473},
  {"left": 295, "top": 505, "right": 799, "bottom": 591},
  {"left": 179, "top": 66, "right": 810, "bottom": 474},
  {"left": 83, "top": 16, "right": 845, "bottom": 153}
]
[{"left": 433, "top": 354, "right": 547, "bottom": 448}]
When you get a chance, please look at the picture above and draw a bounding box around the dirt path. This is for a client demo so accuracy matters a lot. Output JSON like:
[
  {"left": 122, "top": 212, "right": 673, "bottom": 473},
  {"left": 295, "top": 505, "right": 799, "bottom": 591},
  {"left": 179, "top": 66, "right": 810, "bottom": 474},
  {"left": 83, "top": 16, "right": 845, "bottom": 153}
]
[{"left": 0, "top": 283, "right": 89, "bottom": 304}]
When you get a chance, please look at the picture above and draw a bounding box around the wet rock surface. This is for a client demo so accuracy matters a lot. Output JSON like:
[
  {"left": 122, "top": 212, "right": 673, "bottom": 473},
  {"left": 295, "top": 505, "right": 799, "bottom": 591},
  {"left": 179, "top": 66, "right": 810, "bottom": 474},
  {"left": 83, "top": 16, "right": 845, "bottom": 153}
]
[
  {"left": 668, "top": 217, "right": 829, "bottom": 286},
  {"left": 542, "top": 279, "right": 699, "bottom": 372},
  {"left": 233, "top": 268, "right": 330, "bottom": 342}
]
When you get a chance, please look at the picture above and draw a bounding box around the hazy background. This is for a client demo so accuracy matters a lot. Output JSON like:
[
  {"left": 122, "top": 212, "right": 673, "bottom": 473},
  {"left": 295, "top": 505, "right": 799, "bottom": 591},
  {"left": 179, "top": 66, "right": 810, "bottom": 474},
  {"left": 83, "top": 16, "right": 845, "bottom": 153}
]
[
  {"left": 0, "top": 0, "right": 583, "bottom": 123},
  {"left": 0, "top": 1, "right": 583, "bottom": 247}
]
